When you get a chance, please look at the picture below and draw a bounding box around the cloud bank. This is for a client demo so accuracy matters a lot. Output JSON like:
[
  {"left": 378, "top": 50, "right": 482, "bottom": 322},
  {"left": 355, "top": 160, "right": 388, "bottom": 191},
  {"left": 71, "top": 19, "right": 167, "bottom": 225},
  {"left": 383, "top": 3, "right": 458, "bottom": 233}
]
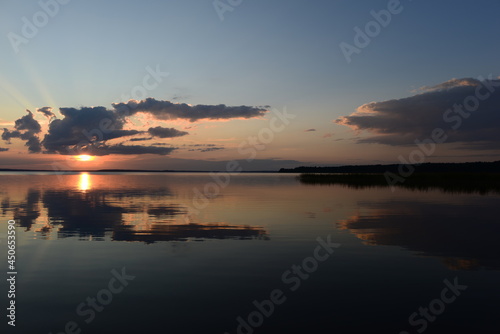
[
  {"left": 112, "top": 98, "right": 268, "bottom": 122},
  {"left": 2, "top": 99, "right": 268, "bottom": 156},
  {"left": 336, "top": 77, "right": 500, "bottom": 149}
]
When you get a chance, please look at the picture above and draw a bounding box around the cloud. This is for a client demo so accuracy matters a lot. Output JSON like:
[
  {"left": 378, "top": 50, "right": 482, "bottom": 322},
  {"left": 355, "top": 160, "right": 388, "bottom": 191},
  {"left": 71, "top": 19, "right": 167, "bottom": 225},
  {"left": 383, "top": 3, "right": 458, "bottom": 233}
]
[
  {"left": 2, "top": 129, "right": 21, "bottom": 141},
  {"left": 200, "top": 147, "right": 224, "bottom": 152},
  {"left": 15, "top": 110, "right": 41, "bottom": 133},
  {"left": 148, "top": 126, "right": 188, "bottom": 138},
  {"left": 417, "top": 78, "right": 482, "bottom": 93},
  {"left": 336, "top": 77, "right": 500, "bottom": 148},
  {"left": 171, "top": 94, "right": 191, "bottom": 101},
  {"left": 42, "top": 106, "right": 127, "bottom": 153},
  {"left": 184, "top": 143, "right": 224, "bottom": 152},
  {"left": 0, "top": 147, "right": 8, "bottom": 152},
  {"left": 129, "top": 137, "right": 152, "bottom": 142},
  {"left": 26, "top": 137, "right": 42, "bottom": 153},
  {"left": 322, "top": 133, "right": 333, "bottom": 138},
  {"left": 4, "top": 98, "right": 268, "bottom": 156},
  {"left": 112, "top": 98, "right": 268, "bottom": 122},
  {"left": 2, "top": 110, "right": 42, "bottom": 153},
  {"left": 188, "top": 146, "right": 225, "bottom": 152},
  {"left": 304, "top": 128, "right": 316, "bottom": 132},
  {"left": 36, "top": 107, "right": 56, "bottom": 120}
]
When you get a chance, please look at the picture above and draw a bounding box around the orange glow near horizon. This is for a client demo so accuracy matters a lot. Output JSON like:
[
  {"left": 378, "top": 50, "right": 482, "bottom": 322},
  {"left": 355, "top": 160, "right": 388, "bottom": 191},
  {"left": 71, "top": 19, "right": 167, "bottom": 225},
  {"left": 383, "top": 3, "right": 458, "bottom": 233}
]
[{"left": 75, "top": 155, "right": 95, "bottom": 162}]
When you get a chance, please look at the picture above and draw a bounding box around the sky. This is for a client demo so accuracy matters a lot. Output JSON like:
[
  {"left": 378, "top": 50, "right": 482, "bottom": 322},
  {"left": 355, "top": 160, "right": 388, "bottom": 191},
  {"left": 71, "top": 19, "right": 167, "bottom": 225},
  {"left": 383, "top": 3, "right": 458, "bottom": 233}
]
[{"left": 1, "top": 0, "right": 499, "bottom": 170}]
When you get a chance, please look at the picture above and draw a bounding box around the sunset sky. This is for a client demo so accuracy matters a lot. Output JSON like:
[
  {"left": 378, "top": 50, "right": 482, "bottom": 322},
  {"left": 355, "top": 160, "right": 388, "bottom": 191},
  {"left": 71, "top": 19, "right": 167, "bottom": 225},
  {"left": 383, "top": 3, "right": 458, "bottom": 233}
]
[{"left": 1, "top": 0, "right": 499, "bottom": 170}]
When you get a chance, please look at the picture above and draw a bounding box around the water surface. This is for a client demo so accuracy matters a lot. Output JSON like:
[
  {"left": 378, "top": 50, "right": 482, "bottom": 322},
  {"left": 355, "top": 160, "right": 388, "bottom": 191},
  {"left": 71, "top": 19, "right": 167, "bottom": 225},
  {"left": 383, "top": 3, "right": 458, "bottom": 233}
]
[{"left": 1, "top": 172, "right": 499, "bottom": 333}]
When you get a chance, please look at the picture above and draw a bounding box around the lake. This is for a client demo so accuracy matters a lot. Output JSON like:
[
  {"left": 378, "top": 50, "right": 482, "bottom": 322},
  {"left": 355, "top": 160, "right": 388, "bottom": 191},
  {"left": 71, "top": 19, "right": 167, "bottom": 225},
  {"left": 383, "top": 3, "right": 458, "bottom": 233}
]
[{"left": 1, "top": 172, "right": 499, "bottom": 333}]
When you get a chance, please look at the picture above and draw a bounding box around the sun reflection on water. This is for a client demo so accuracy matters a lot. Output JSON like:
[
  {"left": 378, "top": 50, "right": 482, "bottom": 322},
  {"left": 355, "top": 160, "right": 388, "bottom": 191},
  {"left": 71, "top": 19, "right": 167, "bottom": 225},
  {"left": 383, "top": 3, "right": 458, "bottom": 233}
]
[{"left": 78, "top": 172, "right": 91, "bottom": 191}]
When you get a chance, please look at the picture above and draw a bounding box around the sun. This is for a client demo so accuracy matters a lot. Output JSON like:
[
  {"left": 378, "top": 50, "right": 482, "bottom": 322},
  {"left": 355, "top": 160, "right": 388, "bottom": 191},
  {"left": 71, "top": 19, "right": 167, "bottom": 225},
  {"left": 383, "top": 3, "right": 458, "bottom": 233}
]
[{"left": 75, "top": 155, "right": 95, "bottom": 162}]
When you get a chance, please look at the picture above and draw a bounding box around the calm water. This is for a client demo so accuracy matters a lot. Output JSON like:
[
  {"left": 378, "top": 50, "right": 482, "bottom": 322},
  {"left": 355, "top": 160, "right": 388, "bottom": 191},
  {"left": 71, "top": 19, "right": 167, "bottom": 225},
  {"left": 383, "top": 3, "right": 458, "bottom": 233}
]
[{"left": 1, "top": 172, "right": 499, "bottom": 333}]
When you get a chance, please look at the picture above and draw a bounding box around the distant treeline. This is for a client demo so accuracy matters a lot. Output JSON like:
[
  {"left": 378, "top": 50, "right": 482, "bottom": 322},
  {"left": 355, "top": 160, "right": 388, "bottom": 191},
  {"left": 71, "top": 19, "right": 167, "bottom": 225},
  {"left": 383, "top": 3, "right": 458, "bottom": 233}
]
[
  {"left": 298, "top": 172, "right": 500, "bottom": 195},
  {"left": 280, "top": 161, "right": 500, "bottom": 174}
]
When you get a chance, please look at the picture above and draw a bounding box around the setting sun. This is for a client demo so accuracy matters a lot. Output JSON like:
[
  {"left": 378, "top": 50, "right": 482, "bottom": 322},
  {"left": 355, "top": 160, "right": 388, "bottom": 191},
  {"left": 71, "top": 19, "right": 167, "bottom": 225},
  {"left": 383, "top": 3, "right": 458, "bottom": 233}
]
[{"left": 75, "top": 155, "right": 95, "bottom": 162}]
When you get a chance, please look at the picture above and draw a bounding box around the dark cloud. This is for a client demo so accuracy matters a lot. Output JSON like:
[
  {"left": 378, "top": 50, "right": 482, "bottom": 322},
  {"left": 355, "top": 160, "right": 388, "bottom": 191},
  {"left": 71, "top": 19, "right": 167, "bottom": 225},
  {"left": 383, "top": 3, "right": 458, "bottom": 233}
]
[
  {"left": 36, "top": 107, "right": 56, "bottom": 120},
  {"left": 41, "top": 100, "right": 265, "bottom": 155},
  {"left": 0, "top": 147, "right": 8, "bottom": 152},
  {"left": 2, "top": 129, "right": 21, "bottom": 141},
  {"left": 171, "top": 94, "right": 191, "bottom": 101},
  {"left": 41, "top": 106, "right": 141, "bottom": 155},
  {"left": 148, "top": 126, "right": 189, "bottom": 138},
  {"left": 336, "top": 77, "right": 500, "bottom": 148},
  {"left": 203, "top": 147, "right": 224, "bottom": 152},
  {"left": 183, "top": 143, "right": 224, "bottom": 152},
  {"left": 304, "top": 128, "right": 316, "bottom": 132},
  {"left": 4, "top": 98, "right": 268, "bottom": 156},
  {"left": 188, "top": 146, "right": 225, "bottom": 152},
  {"left": 2, "top": 110, "right": 42, "bottom": 153},
  {"left": 112, "top": 98, "right": 268, "bottom": 122},
  {"left": 129, "top": 137, "right": 153, "bottom": 142},
  {"left": 15, "top": 110, "right": 41, "bottom": 133},
  {"left": 26, "top": 136, "right": 42, "bottom": 153}
]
